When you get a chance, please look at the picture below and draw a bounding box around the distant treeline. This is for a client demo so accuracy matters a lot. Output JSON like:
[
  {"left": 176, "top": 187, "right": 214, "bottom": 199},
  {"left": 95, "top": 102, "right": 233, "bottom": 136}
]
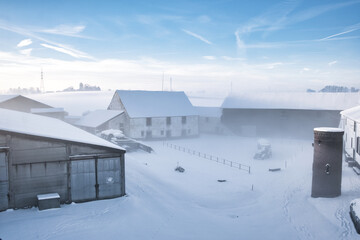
[
  {"left": 6, "top": 82, "right": 101, "bottom": 94},
  {"left": 307, "top": 85, "right": 359, "bottom": 93},
  {"left": 63, "top": 82, "right": 101, "bottom": 92}
]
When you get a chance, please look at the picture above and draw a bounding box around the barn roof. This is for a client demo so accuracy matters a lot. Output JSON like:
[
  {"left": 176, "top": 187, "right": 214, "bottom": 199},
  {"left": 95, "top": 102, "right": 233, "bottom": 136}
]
[
  {"left": 341, "top": 105, "right": 360, "bottom": 122},
  {"left": 0, "top": 108, "right": 125, "bottom": 152},
  {"left": 221, "top": 92, "right": 360, "bottom": 111},
  {"left": 0, "top": 95, "right": 18, "bottom": 103},
  {"left": 115, "top": 90, "right": 198, "bottom": 118},
  {"left": 75, "top": 110, "right": 124, "bottom": 128}
]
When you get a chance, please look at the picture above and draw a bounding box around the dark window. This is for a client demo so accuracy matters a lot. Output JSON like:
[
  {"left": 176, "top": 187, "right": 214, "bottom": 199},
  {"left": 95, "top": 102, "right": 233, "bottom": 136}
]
[
  {"left": 146, "top": 117, "right": 152, "bottom": 126},
  {"left": 182, "top": 116, "right": 187, "bottom": 124},
  {"left": 181, "top": 129, "right": 186, "bottom": 136},
  {"left": 166, "top": 117, "right": 171, "bottom": 125},
  {"left": 357, "top": 137, "right": 360, "bottom": 154}
]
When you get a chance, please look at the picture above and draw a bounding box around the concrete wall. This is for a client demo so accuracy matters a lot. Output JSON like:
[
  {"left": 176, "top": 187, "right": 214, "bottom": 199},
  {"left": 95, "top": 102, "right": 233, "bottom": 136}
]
[
  {"left": 0, "top": 132, "right": 125, "bottom": 210},
  {"left": 222, "top": 108, "right": 341, "bottom": 139}
]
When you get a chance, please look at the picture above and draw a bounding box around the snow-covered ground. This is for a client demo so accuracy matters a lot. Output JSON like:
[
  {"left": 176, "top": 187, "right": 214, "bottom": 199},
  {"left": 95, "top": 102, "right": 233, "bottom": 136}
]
[{"left": 1, "top": 134, "right": 360, "bottom": 240}]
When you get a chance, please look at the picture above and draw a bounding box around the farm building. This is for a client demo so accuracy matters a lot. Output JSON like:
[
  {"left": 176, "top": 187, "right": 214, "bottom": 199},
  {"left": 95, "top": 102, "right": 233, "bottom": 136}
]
[
  {"left": 221, "top": 92, "right": 360, "bottom": 139},
  {"left": 0, "top": 94, "right": 67, "bottom": 120},
  {"left": 340, "top": 105, "right": 360, "bottom": 165},
  {"left": 74, "top": 110, "right": 124, "bottom": 134},
  {"left": 108, "top": 90, "right": 199, "bottom": 139},
  {"left": 0, "top": 108, "right": 125, "bottom": 211},
  {"left": 196, "top": 107, "right": 227, "bottom": 134}
]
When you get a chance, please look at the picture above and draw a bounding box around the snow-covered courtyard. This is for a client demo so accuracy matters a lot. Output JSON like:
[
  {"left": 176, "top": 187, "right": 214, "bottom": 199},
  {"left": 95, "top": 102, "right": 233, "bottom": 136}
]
[{"left": 1, "top": 134, "right": 360, "bottom": 240}]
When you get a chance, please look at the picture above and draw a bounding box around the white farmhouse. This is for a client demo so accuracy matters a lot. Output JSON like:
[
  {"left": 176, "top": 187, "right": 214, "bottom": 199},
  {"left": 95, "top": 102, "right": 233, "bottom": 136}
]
[
  {"left": 108, "top": 90, "right": 199, "bottom": 139},
  {"left": 340, "top": 105, "right": 360, "bottom": 164}
]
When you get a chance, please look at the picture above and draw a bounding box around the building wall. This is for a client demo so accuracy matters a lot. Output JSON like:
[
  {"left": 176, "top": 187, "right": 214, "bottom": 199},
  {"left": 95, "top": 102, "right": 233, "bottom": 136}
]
[
  {"left": 128, "top": 116, "right": 199, "bottom": 139},
  {"left": 222, "top": 109, "right": 341, "bottom": 139},
  {"left": 343, "top": 118, "right": 356, "bottom": 158},
  {"left": 0, "top": 132, "right": 125, "bottom": 210},
  {"left": 199, "top": 116, "right": 227, "bottom": 134}
]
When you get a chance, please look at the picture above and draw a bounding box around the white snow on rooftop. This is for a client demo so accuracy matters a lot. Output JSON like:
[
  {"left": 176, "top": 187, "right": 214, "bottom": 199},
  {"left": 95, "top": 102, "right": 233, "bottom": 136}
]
[
  {"left": 221, "top": 92, "right": 360, "bottom": 110},
  {"left": 341, "top": 105, "right": 360, "bottom": 122},
  {"left": 0, "top": 108, "right": 124, "bottom": 151},
  {"left": 116, "top": 90, "right": 198, "bottom": 118},
  {"left": 29, "top": 91, "right": 115, "bottom": 116},
  {"left": 30, "top": 108, "right": 66, "bottom": 114},
  {"left": 75, "top": 110, "right": 123, "bottom": 128},
  {"left": 0, "top": 95, "right": 18, "bottom": 103}
]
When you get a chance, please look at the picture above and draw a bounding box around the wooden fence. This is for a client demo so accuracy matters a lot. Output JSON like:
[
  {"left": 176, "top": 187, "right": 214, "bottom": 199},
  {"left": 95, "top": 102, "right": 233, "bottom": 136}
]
[{"left": 163, "top": 142, "right": 251, "bottom": 174}]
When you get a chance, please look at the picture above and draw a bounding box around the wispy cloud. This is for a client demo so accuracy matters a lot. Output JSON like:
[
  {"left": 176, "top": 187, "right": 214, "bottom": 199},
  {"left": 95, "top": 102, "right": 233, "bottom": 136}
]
[
  {"left": 0, "top": 20, "right": 93, "bottom": 60},
  {"left": 39, "top": 24, "right": 86, "bottom": 37},
  {"left": 182, "top": 29, "right": 212, "bottom": 45},
  {"left": 17, "top": 39, "right": 32, "bottom": 48},
  {"left": 203, "top": 56, "right": 216, "bottom": 60},
  {"left": 235, "top": 0, "right": 360, "bottom": 52},
  {"left": 41, "top": 43, "right": 91, "bottom": 59},
  {"left": 321, "top": 22, "right": 360, "bottom": 40},
  {"left": 221, "top": 56, "right": 244, "bottom": 61},
  {"left": 328, "top": 60, "right": 338, "bottom": 66},
  {"left": 19, "top": 48, "right": 32, "bottom": 56}
]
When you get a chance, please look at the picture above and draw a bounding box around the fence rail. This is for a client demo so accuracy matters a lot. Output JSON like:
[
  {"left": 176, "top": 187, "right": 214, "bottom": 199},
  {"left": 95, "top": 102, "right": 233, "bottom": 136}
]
[{"left": 163, "top": 142, "right": 251, "bottom": 174}]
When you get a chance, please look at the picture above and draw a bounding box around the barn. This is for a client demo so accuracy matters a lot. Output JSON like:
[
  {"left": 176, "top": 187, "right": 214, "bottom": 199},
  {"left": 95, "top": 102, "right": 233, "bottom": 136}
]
[
  {"left": 0, "top": 108, "right": 126, "bottom": 211},
  {"left": 74, "top": 110, "right": 124, "bottom": 134},
  {"left": 340, "top": 105, "right": 360, "bottom": 165},
  {"left": 0, "top": 94, "right": 67, "bottom": 120},
  {"left": 196, "top": 107, "right": 227, "bottom": 134},
  {"left": 221, "top": 92, "right": 360, "bottom": 139},
  {"left": 108, "top": 90, "right": 199, "bottom": 139}
]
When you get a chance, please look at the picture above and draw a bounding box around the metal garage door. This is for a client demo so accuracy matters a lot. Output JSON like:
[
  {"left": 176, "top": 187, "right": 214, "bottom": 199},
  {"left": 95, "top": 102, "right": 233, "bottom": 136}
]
[
  {"left": 0, "top": 152, "right": 9, "bottom": 211},
  {"left": 71, "top": 159, "right": 96, "bottom": 202},
  {"left": 97, "top": 157, "right": 121, "bottom": 199}
]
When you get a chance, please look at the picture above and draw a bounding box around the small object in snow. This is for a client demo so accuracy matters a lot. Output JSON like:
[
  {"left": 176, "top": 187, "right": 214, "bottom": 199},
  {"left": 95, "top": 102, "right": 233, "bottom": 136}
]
[
  {"left": 175, "top": 166, "right": 185, "bottom": 173},
  {"left": 269, "top": 168, "right": 281, "bottom": 172},
  {"left": 217, "top": 179, "right": 227, "bottom": 182}
]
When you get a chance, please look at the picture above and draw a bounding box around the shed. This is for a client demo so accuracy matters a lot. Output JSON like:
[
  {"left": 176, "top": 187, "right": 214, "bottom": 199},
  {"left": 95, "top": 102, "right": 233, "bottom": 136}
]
[
  {"left": 0, "top": 94, "right": 67, "bottom": 120},
  {"left": 221, "top": 92, "right": 360, "bottom": 138},
  {"left": 74, "top": 110, "right": 124, "bottom": 134},
  {"left": 108, "top": 90, "right": 199, "bottom": 139},
  {"left": 0, "top": 108, "right": 126, "bottom": 211}
]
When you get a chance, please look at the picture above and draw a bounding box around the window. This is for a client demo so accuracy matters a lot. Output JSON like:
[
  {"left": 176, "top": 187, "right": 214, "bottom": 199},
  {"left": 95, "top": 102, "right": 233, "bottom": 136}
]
[
  {"left": 355, "top": 122, "right": 357, "bottom": 132},
  {"left": 141, "top": 131, "right": 144, "bottom": 137},
  {"left": 166, "top": 117, "right": 171, "bottom": 125},
  {"left": 357, "top": 137, "right": 360, "bottom": 155},
  {"left": 182, "top": 116, "right": 187, "bottom": 124},
  {"left": 146, "top": 117, "right": 152, "bottom": 126}
]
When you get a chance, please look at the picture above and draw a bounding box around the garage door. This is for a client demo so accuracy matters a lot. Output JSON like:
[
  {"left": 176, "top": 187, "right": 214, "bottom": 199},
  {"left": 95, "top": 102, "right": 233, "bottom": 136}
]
[
  {"left": 0, "top": 152, "right": 9, "bottom": 211},
  {"left": 97, "top": 157, "right": 121, "bottom": 199},
  {"left": 71, "top": 159, "right": 96, "bottom": 202}
]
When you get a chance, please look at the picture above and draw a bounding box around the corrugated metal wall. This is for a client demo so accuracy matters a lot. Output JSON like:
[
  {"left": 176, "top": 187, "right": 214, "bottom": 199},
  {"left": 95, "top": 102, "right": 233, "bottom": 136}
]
[{"left": 0, "top": 151, "right": 9, "bottom": 211}]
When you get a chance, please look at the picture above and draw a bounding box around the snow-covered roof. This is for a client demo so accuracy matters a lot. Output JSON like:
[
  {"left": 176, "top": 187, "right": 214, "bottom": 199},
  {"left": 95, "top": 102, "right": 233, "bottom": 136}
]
[
  {"left": 115, "top": 90, "right": 198, "bottom": 118},
  {"left": 75, "top": 110, "right": 123, "bottom": 128},
  {"left": 0, "top": 95, "right": 18, "bottom": 103},
  {"left": 0, "top": 108, "right": 124, "bottom": 151},
  {"left": 30, "top": 108, "right": 66, "bottom": 114},
  {"left": 340, "top": 105, "right": 360, "bottom": 122},
  {"left": 195, "top": 107, "right": 222, "bottom": 118},
  {"left": 221, "top": 92, "right": 360, "bottom": 111}
]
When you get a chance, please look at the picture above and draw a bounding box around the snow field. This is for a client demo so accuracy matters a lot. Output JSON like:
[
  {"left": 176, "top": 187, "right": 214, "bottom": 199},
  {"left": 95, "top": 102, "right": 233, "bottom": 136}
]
[{"left": 1, "top": 135, "right": 360, "bottom": 239}]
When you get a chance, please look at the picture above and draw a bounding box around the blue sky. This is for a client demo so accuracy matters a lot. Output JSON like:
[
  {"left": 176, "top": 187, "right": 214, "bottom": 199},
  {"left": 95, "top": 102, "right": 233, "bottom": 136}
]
[{"left": 0, "top": 0, "right": 359, "bottom": 95}]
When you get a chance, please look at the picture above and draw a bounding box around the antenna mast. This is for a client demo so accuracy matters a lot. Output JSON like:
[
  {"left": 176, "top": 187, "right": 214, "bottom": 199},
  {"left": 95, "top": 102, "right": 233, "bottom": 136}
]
[{"left": 40, "top": 68, "right": 45, "bottom": 93}]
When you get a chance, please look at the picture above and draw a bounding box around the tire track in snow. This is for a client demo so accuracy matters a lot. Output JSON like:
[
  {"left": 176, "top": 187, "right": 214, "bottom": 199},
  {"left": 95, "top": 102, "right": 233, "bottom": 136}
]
[{"left": 335, "top": 205, "right": 352, "bottom": 239}]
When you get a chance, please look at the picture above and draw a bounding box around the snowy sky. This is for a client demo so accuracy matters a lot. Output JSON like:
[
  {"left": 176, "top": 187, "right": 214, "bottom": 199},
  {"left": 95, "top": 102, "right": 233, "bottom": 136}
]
[{"left": 0, "top": 0, "right": 359, "bottom": 95}]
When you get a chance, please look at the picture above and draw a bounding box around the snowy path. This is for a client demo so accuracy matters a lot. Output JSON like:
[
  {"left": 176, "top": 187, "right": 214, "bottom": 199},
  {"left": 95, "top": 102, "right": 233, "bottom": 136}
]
[{"left": 1, "top": 135, "right": 360, "bottom": 239}]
